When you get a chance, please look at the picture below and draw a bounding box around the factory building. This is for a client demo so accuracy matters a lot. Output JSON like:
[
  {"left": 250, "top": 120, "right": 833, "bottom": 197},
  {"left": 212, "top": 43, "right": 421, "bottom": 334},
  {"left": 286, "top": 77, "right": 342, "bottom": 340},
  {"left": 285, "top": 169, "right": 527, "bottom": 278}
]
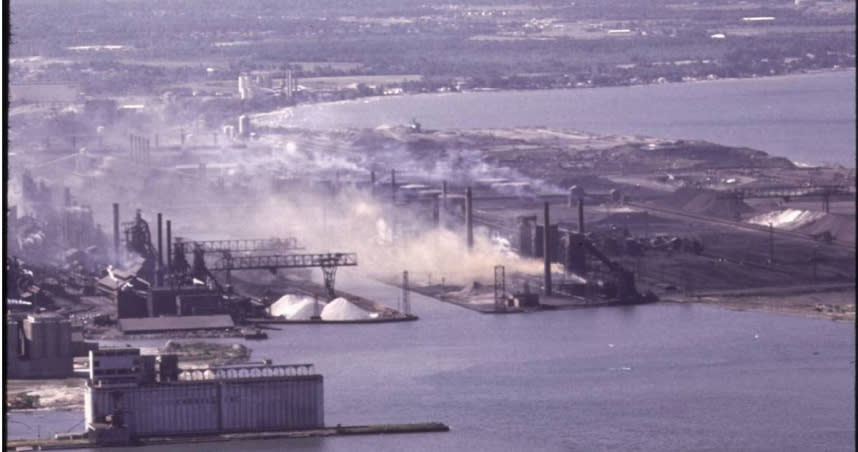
[
  {"left": 85, "top": 347, "right": 324, "bottom": 444},
  {"left": 238, "top": 70, "right": 296, "bottom": 99},
  {"left": 6, "top": 314, "right": 74, "bottom": 378}
]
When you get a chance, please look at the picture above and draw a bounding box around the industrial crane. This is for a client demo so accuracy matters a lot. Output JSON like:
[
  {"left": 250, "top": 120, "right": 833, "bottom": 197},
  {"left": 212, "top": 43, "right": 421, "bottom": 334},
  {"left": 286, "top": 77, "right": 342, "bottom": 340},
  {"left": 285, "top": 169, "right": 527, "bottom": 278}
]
[
  {"left": 578, "top": 239, "right": 642, "bottom": 303},
  {"left": 170, "top": 238, "right": 357, "bottom": 300}
]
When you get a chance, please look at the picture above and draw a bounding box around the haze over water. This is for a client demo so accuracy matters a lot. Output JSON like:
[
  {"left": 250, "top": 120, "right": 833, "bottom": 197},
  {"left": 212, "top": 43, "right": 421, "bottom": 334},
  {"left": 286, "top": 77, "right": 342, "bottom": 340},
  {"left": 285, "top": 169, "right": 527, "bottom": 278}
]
[{"left": 259, "top": 70, "right": 856, "bottom": 167}]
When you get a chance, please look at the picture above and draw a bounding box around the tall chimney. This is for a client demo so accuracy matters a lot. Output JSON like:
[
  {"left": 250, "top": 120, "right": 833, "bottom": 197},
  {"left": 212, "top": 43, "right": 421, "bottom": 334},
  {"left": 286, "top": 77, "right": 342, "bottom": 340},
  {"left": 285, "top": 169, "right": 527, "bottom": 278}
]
[
  {"left": 63, "top": 187, "right": 71, "bottom": 207},
  {"left": 543, "top": 201, "right": 552, "bottom": 296},
  {"left": 465, "top": 186, "right": 474, "bottom": 250},
  {"left": 432, "top": 195, "right": 440, "bottom": 228},
  {"left": 113, "top": 203, "right": 120, "bottom": 267},
  {"left": 391, "top": 169, "right": 396, "bottom": 203},
  {"left": 577, "top": 198, "right": 585, "bottom": 234},
  {"left": 154, "top": 134, "right": 159, "bottom": 149},
  {"left": 156, "top": 212, "right": 163, "bottom": 286},
  {"left": 166, "top": 220, "right": 172, "bottom": 276}
]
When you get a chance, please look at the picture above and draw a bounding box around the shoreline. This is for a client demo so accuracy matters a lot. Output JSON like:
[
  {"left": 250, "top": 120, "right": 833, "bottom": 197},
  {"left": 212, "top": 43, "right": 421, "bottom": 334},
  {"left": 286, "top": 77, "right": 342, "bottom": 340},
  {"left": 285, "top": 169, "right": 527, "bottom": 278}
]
[
  {"left": 663, "top": 286, "right": 855, "bottom": 322},
  {"left": 252, "top": 67, "right": 856, "bottom": 168},
  {"left": 261, "top": 66, "right": 856, "bottom": 114}
]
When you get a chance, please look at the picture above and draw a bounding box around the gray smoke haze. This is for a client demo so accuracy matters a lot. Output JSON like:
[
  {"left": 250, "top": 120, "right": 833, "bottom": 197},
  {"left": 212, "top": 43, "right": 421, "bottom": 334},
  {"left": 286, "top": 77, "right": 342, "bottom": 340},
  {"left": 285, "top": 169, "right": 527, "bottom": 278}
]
[{"left": 194, "top": 185, "right": 544, "bottom": 286}]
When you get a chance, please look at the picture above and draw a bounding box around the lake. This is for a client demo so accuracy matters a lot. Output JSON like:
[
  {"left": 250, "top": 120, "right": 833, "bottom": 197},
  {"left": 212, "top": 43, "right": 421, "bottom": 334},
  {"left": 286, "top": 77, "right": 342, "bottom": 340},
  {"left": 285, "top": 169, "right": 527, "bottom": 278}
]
[{"left": 255, "top": 70, "right": 856, "bottom": 167}]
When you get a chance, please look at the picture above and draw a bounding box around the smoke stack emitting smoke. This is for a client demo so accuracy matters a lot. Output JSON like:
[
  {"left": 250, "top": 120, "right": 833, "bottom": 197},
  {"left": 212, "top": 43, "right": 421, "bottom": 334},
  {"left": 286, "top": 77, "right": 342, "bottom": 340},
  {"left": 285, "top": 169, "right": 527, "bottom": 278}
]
[
  {"left": 186, "top": 186, "right": 545, "bottom": 286},
  {"left": 17, "top": 120, "right": 554, "bottom": 288}
]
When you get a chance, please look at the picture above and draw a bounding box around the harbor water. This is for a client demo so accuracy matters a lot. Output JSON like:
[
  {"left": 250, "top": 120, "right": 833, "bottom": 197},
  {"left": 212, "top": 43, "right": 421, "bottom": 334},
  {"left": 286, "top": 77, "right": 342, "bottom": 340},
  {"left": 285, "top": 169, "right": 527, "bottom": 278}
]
[{"left": 8, "top": 271, "right": 855, "bottom": 451}]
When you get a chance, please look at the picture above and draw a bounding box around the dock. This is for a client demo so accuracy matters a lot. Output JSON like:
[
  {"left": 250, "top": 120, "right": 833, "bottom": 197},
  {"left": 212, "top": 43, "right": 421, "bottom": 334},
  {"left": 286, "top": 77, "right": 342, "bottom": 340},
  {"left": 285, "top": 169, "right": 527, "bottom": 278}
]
[
  {"left": 246, "top": 315, "right": 419, "bottom": 325},
  {"left": 6, "top": 422, "right": 450, "bottom": 450}
]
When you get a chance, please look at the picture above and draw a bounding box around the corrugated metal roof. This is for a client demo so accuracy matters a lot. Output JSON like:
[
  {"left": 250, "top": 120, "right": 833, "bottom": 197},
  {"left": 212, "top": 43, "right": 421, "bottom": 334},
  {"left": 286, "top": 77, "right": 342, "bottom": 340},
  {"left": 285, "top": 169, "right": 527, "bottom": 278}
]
[{"left": 119, "top": 315, "right": 234, "bottom": 333}]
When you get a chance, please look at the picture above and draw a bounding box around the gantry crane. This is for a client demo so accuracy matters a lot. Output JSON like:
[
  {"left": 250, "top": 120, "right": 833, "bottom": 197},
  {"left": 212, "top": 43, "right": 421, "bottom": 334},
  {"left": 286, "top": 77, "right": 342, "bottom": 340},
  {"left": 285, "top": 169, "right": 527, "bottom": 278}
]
[{"left": 170, "top": 238, "right": 356, "bottom": 300}]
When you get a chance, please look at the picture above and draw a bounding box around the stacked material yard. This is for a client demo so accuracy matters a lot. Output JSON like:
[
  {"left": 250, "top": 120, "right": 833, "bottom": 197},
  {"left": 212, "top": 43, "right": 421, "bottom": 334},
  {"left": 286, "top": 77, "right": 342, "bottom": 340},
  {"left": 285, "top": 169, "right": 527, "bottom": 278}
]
[
  {"left": 668, "top": 187, "right": 753, "bottom": 219},
  {"left": 748, "top": 209, "right": 827, "bottom": 230},
  {"left": 269, "top": 295, "right": 324, "bottom": 320},
  {"left": 749, "top": 209, "right": 855, "bottom": 243},
  {"left": 320, "top": 297, "right": 377, "bottom": 321},
  {"left": 795, "top": 213, "right": 856, "bottom": 243}
]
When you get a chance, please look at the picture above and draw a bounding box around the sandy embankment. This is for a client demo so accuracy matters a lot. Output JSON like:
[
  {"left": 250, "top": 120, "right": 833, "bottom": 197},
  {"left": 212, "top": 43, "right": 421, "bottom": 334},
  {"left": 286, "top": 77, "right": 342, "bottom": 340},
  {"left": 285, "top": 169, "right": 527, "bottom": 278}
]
[
  {"left": 6, "top": 378, "right": 86, "bottom": 412},
  {"left": 669, "top": 287, "right": 855, "bottom": 321}
]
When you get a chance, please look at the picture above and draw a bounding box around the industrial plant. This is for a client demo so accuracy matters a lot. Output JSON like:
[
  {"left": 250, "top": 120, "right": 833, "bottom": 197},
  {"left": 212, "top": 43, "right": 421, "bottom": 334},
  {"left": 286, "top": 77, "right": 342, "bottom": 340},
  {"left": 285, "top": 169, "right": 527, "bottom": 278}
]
[{"left": 5, "top": 0, "right": 855, "bottom": 449}]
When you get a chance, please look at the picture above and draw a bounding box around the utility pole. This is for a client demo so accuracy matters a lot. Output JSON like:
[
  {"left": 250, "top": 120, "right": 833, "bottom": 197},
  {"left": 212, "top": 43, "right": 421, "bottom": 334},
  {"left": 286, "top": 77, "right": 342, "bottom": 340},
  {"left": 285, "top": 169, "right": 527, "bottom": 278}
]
[{"left": 768, "top": 223, "right": 775, "bottom": 265}]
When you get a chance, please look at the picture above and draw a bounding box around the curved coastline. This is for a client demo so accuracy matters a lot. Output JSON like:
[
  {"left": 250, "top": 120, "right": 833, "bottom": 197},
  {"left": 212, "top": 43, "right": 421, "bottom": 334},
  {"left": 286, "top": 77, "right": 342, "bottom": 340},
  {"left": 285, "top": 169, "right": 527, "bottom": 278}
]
[{"left": 254, "top": 68, "right": 856, "bottom": 167}]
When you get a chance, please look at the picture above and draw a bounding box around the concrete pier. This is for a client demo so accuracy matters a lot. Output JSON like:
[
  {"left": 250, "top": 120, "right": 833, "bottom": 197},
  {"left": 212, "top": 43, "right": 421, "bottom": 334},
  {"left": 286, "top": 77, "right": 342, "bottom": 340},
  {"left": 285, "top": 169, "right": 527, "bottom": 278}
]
[{"left": 7, "top": 423, "right": 450, "bottom": 450}]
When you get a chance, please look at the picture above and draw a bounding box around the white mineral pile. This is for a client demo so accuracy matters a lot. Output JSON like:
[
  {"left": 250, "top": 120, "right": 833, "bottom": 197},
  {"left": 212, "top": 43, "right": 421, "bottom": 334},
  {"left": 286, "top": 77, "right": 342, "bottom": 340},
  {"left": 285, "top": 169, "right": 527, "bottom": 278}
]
[
  {"left": 748, "top": 209, "right": 826, "bottom": 230},
  {"left": 320, "top": 297, "right": 378, "bottom": 321},
  {"left": 269, "top": 294, "right": 325, "bottom": 320}
]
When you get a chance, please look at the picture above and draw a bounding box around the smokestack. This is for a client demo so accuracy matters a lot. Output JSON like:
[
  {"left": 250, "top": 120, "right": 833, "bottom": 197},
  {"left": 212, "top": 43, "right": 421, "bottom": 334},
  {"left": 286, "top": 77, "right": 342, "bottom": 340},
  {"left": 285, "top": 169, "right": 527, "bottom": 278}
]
[
  {"left": 466, "top": 186, "right": 474, "bottom": 250},
  {"left": 155, "top": 134, "right": 159, "bottom": 149},
  {"left": 63, "top": 187, "right": 71, "bottom": 207},
  {"left": 180, "top": 129, "right": 186, "bottom": 146},
  {"left": 71, "top": 135, "right": 76, "bottom": 151},
  {"left": 577, "top": 198, "right": 585, "bottom": 234},
  {"left": 432, "top": 194, "right": 440, "bottom": 228},
  {"left": 391, "top": 169, "right": 396, "bottom": 202},
  {"left": 156, "top": 212, "right": 163, "bottom": 286},
  {"left": 442, "top": 180, "right": 448, "bottom": 198},
  {"left": 166, "top": 220, "right": 172, "bottom": 277},
  {"left": 146, "top": 138, "right": 151, "bottom": 166},
  {"left": 543, "top": 201, "right": 552, "bottom": 296},
  {"left": 113, "top": 203, "right": 120, "bottom": 267}
]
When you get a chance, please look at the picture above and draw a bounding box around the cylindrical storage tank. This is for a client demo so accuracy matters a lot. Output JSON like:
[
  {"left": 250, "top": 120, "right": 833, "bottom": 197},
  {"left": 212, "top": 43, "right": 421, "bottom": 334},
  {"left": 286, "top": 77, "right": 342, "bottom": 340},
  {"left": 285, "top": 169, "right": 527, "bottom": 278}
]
[{"left": 238, "top": 115, "right": 251, "bottom": 137}]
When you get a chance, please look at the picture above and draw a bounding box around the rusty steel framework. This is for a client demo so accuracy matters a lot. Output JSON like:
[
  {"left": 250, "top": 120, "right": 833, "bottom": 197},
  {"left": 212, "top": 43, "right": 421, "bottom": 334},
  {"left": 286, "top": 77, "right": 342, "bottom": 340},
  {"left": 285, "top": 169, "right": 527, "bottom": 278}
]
[
  {"left": 171, "top": 240, "right": 357, "bottom": 299},
  {"left": 494, "top": 265, "right": 506, "bottom": 312},
  {"left": 188, "top": 238, "right": 301, "bottom": 253},
  {"left": 208, "top": 253, "right": 357, "bottom": 271},
  {"left": 717, "top": 184, "right": 854, "bottom": 213}
]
